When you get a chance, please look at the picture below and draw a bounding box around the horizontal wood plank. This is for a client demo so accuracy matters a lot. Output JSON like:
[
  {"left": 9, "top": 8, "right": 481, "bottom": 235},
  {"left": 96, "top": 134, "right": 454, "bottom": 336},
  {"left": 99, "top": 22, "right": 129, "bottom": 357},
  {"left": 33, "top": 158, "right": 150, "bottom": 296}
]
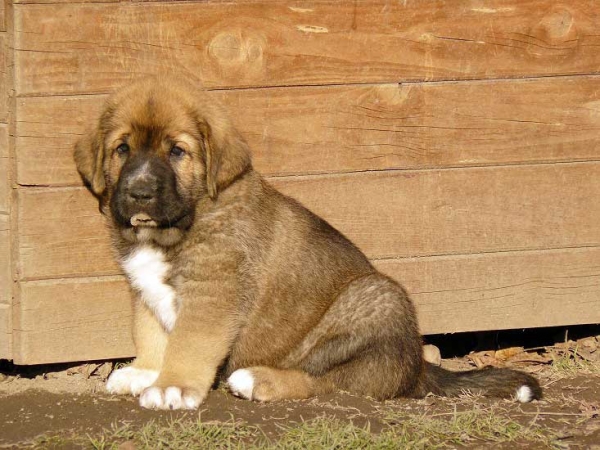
[
  {"left": 13, "top": 276, "right": 133, "bottom": 364},
  {"left": 17, "top": 162, "right": 600, "bottom": 280},
  {"left": 0, "top": 304, "right": 11, "bottom": 360},
  {"left": 18, "top": 188, "right": 119, "bottom": 280},
  {"left": 0, "top": 124, "right": 8, "bottom": 212},
  {"left": 376, "top": 247, "right": 600, "bottom": 334},
  {"left": 14, "top": 1, "right": 600, "bottom": 96},
  {"left": 16, "top": 77, "right": 600, "bottom": 187},
  {"left": 13, "top": 246, "right": 600, "bottom": 364}
]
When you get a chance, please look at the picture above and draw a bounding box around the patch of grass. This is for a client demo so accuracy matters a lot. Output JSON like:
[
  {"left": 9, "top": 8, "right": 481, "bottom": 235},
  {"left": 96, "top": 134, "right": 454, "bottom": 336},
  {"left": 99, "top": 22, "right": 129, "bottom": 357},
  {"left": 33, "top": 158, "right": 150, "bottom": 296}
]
[
  {"left": 382, "top": 405, "right": 563, "bottom": 449},
  {"left": 265, "top": 418, "right": 411, "bottom": 450},
  {"left": 33, "top": 434, "right": 76, "bottom": 449},
  {"left": 88, "top": 418, "right": 259, "bottom": 450},
  {"left": 548, "top": 346, "right": 600, "bottom": 377},
  {"left": 84, "top": 418, "right": 407, "bottom": 450},
  {"left": 39, "top": 409, "right": 562, "bottom": 450}
]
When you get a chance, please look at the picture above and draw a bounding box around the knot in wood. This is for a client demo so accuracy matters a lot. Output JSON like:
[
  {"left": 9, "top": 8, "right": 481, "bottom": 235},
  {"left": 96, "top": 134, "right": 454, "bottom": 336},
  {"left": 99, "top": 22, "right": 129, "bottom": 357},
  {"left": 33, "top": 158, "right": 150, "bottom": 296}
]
[
  {"left": 527, "top": 7, "right": 578, "bottom": 58},
  {"left": 209, "top": 32, "right": 263, "bottom": 65}
]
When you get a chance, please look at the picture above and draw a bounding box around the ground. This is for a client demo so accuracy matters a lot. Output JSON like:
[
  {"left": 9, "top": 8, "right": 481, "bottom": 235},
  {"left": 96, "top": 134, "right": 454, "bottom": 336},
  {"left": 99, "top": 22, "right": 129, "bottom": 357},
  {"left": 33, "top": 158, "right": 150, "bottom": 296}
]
[{"left": 1, "top": 334, "right": 599, "bottom": 449}]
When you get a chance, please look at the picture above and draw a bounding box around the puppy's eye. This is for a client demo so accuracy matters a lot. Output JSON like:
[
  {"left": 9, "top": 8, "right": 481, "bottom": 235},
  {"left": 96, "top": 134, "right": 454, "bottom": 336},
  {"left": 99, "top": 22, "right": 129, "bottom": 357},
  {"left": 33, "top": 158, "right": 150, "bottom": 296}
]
[
  {"left": 170, "top": 146, "right": 186, "bottom": 158},
  {"left": 116, "top": 143, "right": 130, "bottom": 155}
]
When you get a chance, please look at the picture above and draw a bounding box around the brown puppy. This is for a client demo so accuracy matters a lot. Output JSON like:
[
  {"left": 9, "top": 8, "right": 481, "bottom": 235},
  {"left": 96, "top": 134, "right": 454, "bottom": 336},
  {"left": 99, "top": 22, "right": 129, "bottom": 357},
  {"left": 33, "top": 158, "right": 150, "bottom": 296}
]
[{"left": 74, "top": 76, "right": 541, "bottom": 410}]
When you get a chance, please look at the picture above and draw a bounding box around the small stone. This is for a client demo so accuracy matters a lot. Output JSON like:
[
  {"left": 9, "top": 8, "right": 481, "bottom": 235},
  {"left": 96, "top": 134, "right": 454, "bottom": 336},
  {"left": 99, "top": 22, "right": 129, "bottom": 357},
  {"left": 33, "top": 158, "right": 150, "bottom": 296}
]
[
  {"left": 119, "top": 440, "right": 137, "bottom": 450},
  {"left": 423, "top": 344, "right": 442, "bottom": 366}
]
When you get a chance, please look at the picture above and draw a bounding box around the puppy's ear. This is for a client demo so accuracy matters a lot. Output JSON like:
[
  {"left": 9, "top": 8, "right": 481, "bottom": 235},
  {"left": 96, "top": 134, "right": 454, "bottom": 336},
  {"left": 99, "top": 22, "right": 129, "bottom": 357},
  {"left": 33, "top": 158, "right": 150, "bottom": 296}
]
[
  {"left": 73, "top": 127, "right": 106, "bottom": 197},
  {"left": 200, "top": 109, "right": 252, "bottom": 200}
]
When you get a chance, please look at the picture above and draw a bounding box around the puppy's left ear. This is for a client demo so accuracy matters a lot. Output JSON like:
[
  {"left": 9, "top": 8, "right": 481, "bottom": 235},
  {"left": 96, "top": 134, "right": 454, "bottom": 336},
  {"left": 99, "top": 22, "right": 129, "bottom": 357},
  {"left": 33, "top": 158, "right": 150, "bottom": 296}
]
[
  {"left": 200, "top": 110, "right": 252, "bottom": 200},
  {"left": 73, "top": 126, "right": 106, "bottom": 197}
]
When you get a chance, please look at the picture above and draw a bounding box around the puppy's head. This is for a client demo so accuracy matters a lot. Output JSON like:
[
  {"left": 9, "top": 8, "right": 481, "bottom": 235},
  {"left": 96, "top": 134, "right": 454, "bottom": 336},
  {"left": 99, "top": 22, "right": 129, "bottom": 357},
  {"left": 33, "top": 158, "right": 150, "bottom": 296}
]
[{"left": 74, "top": 76, "right": 251, "bottom": 243}]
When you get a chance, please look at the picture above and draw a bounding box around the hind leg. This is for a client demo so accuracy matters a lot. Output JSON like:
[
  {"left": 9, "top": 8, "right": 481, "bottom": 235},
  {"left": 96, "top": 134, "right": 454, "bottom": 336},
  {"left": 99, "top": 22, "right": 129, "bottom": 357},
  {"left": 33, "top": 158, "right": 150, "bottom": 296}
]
[
  {"left": 228, "top": 273, "right": 424, "bottom": 402},
  {"left": 291, "top": 273, "right": 424, "bottom": 400}
]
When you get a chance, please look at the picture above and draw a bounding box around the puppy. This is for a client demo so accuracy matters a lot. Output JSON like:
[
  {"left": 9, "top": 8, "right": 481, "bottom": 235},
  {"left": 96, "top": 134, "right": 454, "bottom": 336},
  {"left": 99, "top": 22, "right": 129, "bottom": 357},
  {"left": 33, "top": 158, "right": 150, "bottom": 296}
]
[{"left": 74, "top": 76, "right": 541, "bottom": 410}]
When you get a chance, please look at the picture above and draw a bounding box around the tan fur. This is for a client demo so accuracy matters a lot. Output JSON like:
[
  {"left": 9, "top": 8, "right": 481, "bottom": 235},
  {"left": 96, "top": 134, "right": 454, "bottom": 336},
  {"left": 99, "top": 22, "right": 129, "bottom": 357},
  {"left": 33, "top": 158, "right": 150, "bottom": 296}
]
[
  {"left": 240, "top": 367, "right": 332, "bottom": 402},
  {"left": 74, "top": 76, "right": 541, "bottom": 409},
  {"left": 131, "top": 295, "right": 168, "bottom": 373}
]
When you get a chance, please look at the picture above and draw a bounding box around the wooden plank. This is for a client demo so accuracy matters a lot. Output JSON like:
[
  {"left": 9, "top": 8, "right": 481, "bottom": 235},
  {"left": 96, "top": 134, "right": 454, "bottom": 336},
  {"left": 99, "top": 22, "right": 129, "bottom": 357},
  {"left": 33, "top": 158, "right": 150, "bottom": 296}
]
[
  {"left": 14, "top": 246, "right": 600, "bottom": 364},
  {"left": 18, "top": 162, "right": 600, "bottom": 280},
  {"left": 0, "top": 124, "right": 8, "bottom": 212},
  {"left": 0, "top": 0, "right": 5, "bottom": 32},
  {"left": 0, "top": 214, "right": 10, "bottom": 305},
  {"left": 14, "top": 0, "right": 117, "bottom": 3},
  {"left": 375, "top": 247, "right": 600, "bottom": 334},
  {"left": 0, "top": 34, "right": 7, "bottom": 122},
  {"left": 16, "top": 77, "right": 600, "bottom": 187},
  {"left": 16, "top": 96, "right": 104, "bottom": 187},
  {"left": 18, "top": 187, "right": 120, "bottom": 280},
  {"left": 14, "top": 1, "right": 600, "bottom": 96},
  {"left": 273, "top": 162, "right": 600, "bottom": 259},
  {"left": 0, "top": 304, "right": 11, "bottom": 360},
  {"left": 13, "top": 276, "right": 133, "bottom": 364},
  {"left": 0, "top": 214, "right": 11, "bottom": 360}
]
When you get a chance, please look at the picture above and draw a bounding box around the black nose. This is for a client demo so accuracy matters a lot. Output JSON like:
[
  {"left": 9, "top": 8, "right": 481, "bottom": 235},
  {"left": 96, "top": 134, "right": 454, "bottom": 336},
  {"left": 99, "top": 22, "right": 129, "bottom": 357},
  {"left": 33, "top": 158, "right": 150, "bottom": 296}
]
[{"left": 127, "top": 182, "right": 157, "bottom": 202}]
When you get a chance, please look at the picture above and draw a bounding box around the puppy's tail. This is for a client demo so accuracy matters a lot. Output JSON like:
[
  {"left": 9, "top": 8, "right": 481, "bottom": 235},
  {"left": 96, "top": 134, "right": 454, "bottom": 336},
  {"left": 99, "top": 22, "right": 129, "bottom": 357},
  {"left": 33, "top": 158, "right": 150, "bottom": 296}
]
[{"left": 416, "top": 363, "right": 542, "bottom": 403}]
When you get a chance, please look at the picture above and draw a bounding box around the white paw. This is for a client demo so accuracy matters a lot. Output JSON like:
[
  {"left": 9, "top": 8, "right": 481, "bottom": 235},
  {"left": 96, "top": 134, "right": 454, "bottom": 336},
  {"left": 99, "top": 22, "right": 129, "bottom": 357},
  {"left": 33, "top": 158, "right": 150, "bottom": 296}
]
[
  {"left": 139, "top": 386, "right": 203, "bottom": 410},
  {"left": 106, "top": 367, "right": 158, "bottom": 396},
  {"left": 227, "top": 369, "right": 255, "bottom": 400}
]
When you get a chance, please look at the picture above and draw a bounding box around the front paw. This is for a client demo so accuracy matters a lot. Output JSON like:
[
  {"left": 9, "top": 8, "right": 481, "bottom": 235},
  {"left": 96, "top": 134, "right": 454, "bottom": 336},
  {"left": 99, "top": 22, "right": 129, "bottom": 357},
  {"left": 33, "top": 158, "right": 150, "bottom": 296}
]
[
  {"left": 106, "top": 366, "right": 159, "bottom": 396},
  {"left": 139, "top": 386, "right": 204, "bottom": 410}
]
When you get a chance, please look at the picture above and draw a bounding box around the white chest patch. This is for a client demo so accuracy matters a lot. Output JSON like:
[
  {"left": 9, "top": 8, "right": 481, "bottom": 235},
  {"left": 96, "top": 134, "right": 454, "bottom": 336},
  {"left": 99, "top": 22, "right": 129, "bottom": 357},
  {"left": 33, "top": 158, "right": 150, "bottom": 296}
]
[{"left": 122, "top": 246, "right": 178, "bottom": 332}]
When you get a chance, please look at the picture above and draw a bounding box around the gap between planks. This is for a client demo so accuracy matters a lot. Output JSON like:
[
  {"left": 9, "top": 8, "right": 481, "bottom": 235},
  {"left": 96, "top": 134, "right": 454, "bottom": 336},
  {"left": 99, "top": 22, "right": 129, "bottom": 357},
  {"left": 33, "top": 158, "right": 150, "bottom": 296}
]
[
  {"left": 16, "top": 159, "right": 600, "bottom": 189},
  {"left": 12, "top": 73, "right": 600, "bottom": 99}
]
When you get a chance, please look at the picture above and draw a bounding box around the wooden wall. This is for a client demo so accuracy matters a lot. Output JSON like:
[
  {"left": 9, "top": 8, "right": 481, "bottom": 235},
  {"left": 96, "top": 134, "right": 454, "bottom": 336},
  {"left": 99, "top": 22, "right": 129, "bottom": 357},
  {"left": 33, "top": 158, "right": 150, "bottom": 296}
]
[
  {"left": 0, "top": 0, "right": 12, "bottom": 360},
  {"left": 2, "top": 0, "right": 600, "bottom": 364}
]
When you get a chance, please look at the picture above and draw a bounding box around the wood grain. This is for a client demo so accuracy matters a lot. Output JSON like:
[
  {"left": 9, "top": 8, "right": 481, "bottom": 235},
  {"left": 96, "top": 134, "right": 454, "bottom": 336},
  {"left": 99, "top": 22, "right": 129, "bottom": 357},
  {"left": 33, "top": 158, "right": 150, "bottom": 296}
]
[
  {"left": 0, "top": 304, "right": 11, "bottom": 360},
  {"left": 18, "top": 187, "right": 119, "bottom": 280},
  {"left": 13, "top": 276, "right": 133, "bottom": 364},
  {"left": 0, "top": 0, "right": 5, "bottom": 32},
  {"left": 0, "top": 124, "right": 8, "bottom": 212},
  {"left": 0, "top": 214, "right": 10, "bottom": 305},
  {"left": 16, "top": 77, "right": 600, "bottom": 187},
  {"left": 14, "top": 0, "right": 117, "bottom": 3},
  {"left": 17, "top": 162, "right": 600, "bottom": 281},
  {"left": 0, "top": 34, "right": 7, "bottom": 122},
  {"left": 13, "top": 246, "right": 600, "bottom": 364},
  {"left": 14, "top": 0, "right": 600, "bottom": 96},
  {"left": 376, "top": 247, "right": 600, "bottom": 334}
]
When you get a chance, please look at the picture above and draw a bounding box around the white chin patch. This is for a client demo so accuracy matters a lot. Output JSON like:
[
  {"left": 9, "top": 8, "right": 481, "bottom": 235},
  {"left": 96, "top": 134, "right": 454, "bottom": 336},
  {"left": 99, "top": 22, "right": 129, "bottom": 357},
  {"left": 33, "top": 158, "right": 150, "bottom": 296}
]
[
  {"left": 139, "top": 386, "right": 202, "bottom": 410},
  {"left": 227, "top": 369, "right": 255, "bottom": 400},
  {"left": 515, "top": 385, "right": 534, "bottom": 403},
  {"left": 106, "top": 367, "right": 158, "bottom": 396}
]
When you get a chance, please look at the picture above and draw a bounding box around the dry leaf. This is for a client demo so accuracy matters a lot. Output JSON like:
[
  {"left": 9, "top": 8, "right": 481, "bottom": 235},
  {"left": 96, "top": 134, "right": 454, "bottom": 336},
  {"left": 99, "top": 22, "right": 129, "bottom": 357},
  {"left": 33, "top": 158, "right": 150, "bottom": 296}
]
[
  {"left": 495, "top": 347, "right": 524, "bottom": 361},
  {"left": 510, "top": 352, "right": 552, "bottom": 365},
  {"left": 468, "top": 351, "right": 500, "bottom": 368}
]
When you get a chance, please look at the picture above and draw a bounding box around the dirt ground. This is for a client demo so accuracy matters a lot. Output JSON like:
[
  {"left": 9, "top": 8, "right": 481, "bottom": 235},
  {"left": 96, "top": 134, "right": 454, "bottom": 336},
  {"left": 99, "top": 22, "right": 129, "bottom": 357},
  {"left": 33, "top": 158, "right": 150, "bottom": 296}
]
[{"left": 1, "top": 334, "right": 599, "bottom": 449}]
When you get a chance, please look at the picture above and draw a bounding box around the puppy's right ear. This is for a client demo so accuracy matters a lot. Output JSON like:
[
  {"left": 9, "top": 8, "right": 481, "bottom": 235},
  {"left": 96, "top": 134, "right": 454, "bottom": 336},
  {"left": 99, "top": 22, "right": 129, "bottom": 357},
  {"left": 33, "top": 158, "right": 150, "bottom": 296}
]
[{"left": 74, "top": 127, "right": 106, "bottom": 197}]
